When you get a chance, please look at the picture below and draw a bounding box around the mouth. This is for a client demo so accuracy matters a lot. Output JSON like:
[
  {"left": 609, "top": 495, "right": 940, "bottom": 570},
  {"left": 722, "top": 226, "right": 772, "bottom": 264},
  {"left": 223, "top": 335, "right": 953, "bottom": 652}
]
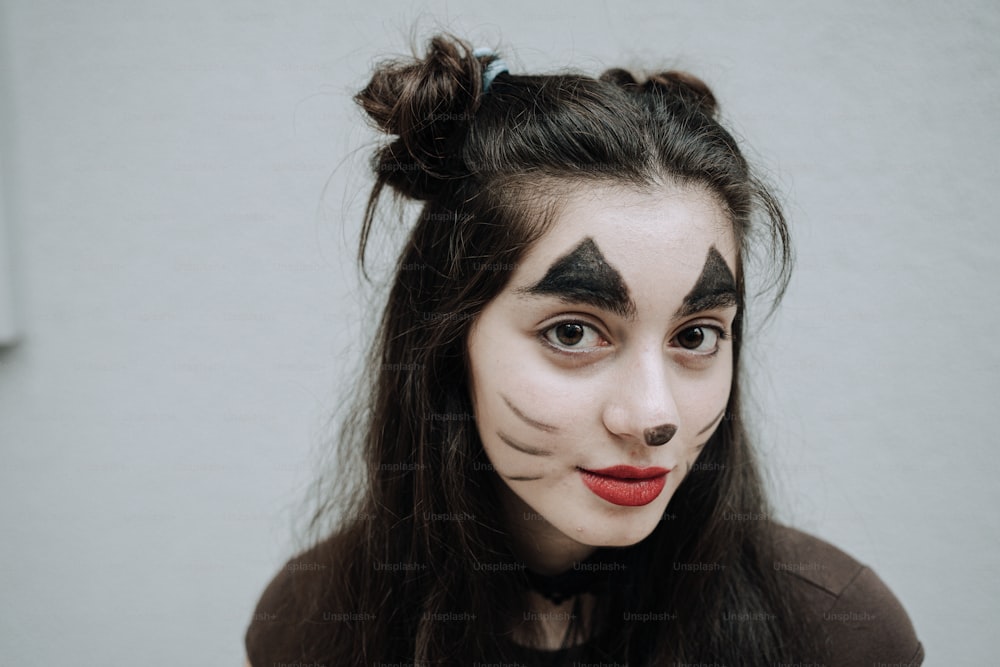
[{"left": 578, "top": 465, "right": 671, "bottom": 506}]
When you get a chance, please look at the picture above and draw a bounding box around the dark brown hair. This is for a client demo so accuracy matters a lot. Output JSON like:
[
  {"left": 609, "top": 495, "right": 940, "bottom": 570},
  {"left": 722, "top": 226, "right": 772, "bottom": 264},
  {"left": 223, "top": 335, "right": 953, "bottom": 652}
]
[{"left": 260, "top": 33, "right": 821, "bottom": 664}]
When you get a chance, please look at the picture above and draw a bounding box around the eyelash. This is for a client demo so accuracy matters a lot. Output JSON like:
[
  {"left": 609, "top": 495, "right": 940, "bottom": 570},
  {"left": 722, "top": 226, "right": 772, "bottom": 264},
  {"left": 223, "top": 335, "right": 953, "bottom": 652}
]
[{"left": 539, "top": 320, "right": 731, "bottom": 358}]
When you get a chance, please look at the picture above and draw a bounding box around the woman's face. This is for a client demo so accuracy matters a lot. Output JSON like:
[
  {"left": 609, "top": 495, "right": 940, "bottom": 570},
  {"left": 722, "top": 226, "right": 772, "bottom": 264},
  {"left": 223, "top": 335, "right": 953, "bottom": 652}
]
[{"left": 466, "top": 183, "right": 739, "bottom": 568}]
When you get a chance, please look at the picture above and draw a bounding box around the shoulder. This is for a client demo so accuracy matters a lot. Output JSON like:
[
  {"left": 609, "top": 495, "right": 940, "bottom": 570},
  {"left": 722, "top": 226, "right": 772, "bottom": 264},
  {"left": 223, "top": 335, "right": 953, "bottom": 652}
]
[
  {"left": 244, "top": 534, "right": 344, "bottom": 665},
  {"left": 768, "top": 522, "right": 925, "bottom": 666}
]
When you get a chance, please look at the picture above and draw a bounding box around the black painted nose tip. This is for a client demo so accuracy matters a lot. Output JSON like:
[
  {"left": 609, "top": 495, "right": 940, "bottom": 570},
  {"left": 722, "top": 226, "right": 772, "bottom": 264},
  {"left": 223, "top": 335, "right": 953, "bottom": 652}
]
[{"left": 644, "top": 424, "right": 677, "bottom": 446}]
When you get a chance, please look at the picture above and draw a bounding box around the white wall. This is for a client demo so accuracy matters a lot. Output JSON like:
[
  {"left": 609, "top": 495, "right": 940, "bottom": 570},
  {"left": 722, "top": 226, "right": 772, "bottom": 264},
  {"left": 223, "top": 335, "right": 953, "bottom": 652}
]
[{"left": 1, "top": 1, "right": 996, "bottom": 664}]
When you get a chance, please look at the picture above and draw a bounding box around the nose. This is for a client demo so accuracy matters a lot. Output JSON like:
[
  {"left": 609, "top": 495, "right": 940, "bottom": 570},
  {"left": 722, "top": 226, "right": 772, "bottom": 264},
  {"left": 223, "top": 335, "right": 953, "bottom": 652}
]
[
  {"left": 602, "top": 344, "right": 680, "bottom": 448},
  {"left": 643, "top": 424, "right": 677, "bottom": 446}
]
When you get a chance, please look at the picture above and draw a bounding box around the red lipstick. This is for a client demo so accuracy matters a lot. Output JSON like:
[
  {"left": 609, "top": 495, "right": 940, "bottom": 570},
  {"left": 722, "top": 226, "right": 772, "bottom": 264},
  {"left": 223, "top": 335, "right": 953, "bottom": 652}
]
[{"left": 579, "top": 465, "right": 670, "bottom": 507}]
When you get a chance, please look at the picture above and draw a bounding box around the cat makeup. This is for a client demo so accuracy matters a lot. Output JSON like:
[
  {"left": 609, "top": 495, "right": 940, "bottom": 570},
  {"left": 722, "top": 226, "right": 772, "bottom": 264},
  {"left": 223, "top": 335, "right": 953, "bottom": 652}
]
[{"left": 466, "top": 184, "right": 739, "bottom": 573}]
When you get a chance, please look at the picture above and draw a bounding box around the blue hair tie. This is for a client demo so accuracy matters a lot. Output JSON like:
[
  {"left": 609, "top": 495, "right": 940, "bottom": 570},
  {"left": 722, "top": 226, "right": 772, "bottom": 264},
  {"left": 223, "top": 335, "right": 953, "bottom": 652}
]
[{"left": 473, "top": 47, "right": 509, "bottom": 94}]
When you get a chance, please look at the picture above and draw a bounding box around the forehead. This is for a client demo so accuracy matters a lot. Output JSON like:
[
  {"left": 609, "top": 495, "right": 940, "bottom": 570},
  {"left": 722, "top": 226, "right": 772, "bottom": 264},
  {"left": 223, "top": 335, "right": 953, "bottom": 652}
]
[{"left": 514, "top": 184, "right": 737, "bottom": 293}]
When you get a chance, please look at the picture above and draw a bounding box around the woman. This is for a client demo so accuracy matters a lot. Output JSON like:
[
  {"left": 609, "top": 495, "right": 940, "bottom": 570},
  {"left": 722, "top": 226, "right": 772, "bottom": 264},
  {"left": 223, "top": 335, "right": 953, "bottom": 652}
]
[{"left": 244, "top": 34, "right": 923, "bottom": 665}]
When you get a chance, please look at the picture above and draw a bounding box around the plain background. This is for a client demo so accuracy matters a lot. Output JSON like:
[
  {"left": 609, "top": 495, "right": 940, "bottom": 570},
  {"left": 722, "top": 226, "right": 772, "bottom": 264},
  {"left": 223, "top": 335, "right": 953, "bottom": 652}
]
[{"left": 0, "top": 0, "right": 997, "bottom": 664}]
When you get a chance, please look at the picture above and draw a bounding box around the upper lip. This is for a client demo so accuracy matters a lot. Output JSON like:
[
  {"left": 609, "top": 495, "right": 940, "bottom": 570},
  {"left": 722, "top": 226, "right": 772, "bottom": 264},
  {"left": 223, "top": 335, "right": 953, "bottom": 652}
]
[{"left": 581, "top": 465, "right": 671, "bottom": 479}]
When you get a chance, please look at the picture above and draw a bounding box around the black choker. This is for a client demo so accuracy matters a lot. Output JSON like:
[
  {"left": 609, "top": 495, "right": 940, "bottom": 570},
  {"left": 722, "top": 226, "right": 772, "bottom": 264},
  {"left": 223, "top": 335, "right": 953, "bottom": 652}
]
[{"left": 523, "top": 549, "right": 619, "bottom": 604}]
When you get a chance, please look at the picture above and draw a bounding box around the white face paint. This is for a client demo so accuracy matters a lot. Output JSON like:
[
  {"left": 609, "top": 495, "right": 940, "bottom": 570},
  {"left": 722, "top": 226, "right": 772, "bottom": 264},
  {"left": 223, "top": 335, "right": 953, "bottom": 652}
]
[{"left": 466, "top": 184, "right": 739, "bottom": 573}]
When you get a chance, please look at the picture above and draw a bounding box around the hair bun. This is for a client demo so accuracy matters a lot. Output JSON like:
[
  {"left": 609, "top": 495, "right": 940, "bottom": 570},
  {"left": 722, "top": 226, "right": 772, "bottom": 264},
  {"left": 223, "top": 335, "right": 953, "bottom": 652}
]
[
  {"left": 600, "top": 67, "right": 718, "bottom": 117},
  {"left": 355, "top": 35, "right": 485, "bottom": 200},
  {"left": 645, "top": 70, "right": 718, "bottom": 117},
  {"left": 598, "top": 67, "right": 640, "bottom": 88}
]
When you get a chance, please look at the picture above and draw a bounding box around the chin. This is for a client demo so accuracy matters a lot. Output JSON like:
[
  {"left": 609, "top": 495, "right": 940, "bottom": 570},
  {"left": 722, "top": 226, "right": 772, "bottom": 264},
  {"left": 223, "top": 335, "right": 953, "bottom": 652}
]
[{"left": 574, "top": 510, "right": 663, "bottom": 548}]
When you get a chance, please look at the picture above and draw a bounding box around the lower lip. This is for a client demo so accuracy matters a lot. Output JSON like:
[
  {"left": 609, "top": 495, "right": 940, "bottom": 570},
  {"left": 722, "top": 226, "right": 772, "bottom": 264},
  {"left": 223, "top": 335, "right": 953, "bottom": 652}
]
[{"left": 578, "top": 469, "right": 668, "bottom": 507}]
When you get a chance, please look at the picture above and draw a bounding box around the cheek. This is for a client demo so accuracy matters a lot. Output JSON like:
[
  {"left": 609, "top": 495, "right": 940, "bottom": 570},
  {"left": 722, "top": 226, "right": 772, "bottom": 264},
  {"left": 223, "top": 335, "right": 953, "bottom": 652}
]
[
  {"left": 469, "top": 335, "right": 602, "bottom": 472},
  {"left": 671, "top": 382, "right": 732, "bottom": 480},
  {"left": 472, "top": 328, "right": 602, "bottom": 432},
  {"left": 506, "top": 364, "right": 603, "bottom": 427},
  {"left": 677, "top": 354, "right": 734, "bottom": 440}
]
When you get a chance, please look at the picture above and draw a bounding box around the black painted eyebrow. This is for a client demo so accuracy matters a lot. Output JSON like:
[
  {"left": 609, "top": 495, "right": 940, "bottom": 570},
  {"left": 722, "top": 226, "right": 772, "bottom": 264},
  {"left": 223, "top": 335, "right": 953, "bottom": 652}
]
[
  {"left": 672, "top": 246, "right": 738, "bottom": 319},
  {"left": 516, "top": 237, "right": 637, "bottom": 319}
]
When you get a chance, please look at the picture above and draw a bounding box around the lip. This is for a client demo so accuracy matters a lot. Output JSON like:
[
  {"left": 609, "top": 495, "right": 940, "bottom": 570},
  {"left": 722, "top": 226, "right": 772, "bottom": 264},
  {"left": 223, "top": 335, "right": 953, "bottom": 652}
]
[
  {"left": 578, "top": 466, "right": 671, "bottom": 507},
  {"left": 583, "top": 465, "right": 671, "bottom": 479}
]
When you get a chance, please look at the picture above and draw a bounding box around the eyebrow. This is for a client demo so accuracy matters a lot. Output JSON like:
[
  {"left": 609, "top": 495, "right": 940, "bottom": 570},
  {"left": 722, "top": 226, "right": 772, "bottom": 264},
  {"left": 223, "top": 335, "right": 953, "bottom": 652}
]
[
  {"left": 516, "top": 237, "right": 637, "bottom": 319},
  {"left": 672, "top": 246, "right": 738, "bottom": 319}
]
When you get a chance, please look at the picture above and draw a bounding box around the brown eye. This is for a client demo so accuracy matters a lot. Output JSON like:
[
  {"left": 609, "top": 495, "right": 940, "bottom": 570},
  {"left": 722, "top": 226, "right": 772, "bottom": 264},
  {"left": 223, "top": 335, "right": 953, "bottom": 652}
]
[
  {"left": 555, "top": 323, "right": 584, "bottom": 346},
  {"left": 675, "top": 326, "right": 724, "bottom": 354},
  {"left": 677, "top": 327, "right": 706, "bottom": 350},
  {"left": 541, "top": 321, "right": 606, "bottom": 351}
]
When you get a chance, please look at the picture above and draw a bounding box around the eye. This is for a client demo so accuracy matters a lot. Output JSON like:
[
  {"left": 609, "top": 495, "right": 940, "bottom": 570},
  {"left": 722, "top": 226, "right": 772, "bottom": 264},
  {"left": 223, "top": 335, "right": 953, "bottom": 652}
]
[
  {"left": 541, "top": 321, "right": 607, "bottom": 351},
  {"left": 674, "top": 325, "right": 728, "bottom": 355}
]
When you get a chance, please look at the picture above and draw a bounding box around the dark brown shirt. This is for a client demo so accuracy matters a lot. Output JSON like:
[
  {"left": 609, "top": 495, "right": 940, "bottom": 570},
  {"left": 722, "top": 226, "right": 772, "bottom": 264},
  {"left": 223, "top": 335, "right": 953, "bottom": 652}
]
[
  {"left": 769, "top": 523, "right": 924, "bottom": 666},
  {"left": 245, "top": 523, "right": 924, "bottom": 665}
]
